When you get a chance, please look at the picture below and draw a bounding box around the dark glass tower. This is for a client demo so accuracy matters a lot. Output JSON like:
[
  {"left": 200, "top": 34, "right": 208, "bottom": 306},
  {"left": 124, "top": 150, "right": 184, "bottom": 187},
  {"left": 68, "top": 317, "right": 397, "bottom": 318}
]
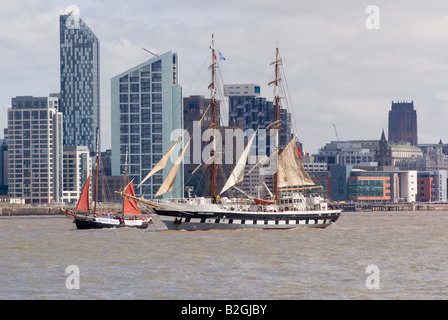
[
  {"left": 59, "top": 14, "right": 100, "bottom": 152},
  {"left": 388, "top": 101, "right": 418, "bottom": 146}
]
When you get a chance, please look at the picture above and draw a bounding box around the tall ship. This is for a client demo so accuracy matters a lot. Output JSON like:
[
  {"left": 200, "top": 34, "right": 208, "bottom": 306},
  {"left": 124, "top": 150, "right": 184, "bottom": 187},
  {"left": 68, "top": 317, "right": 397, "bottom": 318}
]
[{"left": 118, "top": 39, "right": 342, "bottom": 231}]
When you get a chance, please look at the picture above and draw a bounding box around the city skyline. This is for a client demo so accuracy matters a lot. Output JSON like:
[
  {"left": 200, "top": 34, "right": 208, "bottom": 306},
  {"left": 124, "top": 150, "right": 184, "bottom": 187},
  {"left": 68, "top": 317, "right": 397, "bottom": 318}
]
[{"left": 2, "top": 1, "right": 448, "bottom": 155}]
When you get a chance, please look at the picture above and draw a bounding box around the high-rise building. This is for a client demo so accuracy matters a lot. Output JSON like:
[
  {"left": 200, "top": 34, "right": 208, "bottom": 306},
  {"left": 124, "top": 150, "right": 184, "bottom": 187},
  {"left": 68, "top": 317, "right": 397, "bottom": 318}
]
[
  {"left": 225, "top": 84, "right": 294, "bottom": 197},
  {"left": 225, "top": 84, "right": 293, "bottom": 151},
  {"left": 0, "top": 135, "right": 8, "bottom": 196},
  {"left": 388, "top": 101, "right": 418, "bottom": 146},
  {"left": 59, "top": 14, "right": 100, "bottom": 152},
  {"left": 7, "top": 96, "right": 63, "bottom": 204},
  {"left": 111, "top": 52, "right": 183, "bottom": 199}
]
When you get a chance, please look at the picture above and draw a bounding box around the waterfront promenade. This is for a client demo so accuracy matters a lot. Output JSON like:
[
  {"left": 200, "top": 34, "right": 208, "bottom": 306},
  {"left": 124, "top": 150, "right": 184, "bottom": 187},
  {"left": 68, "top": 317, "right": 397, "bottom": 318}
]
[
  {"left": 2, "top": 202, "right": 448, "bottom": 216},
  {"left": 331, "top": 202, "right": 448, "bottom": 212}
]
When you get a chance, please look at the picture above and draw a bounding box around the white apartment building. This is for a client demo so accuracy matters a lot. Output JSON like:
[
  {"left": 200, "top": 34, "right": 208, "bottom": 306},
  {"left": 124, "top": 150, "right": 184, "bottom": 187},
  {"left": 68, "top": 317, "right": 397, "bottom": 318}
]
[
  {"left": 8, "top": 96, "right": 63, "bottom": 204},
  {"left": 62, "top": 146, "right": 92, "bottom": 203}
]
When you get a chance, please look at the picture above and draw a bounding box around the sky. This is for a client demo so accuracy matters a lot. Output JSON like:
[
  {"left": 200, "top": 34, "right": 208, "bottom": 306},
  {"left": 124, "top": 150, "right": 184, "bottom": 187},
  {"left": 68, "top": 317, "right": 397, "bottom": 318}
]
[{"left": 2, "top": 0, "right": 448, "bottom": 154}]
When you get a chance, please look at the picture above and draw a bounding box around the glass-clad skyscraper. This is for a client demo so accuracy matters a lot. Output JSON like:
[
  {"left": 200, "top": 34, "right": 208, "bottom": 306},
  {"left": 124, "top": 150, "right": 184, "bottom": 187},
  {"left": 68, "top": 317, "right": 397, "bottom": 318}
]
[
  {"left": 59, "top": 14, "right": 100, "bottom": 153},
  {"left": 111, "top": 52, "right": 183, "bottom": 199}
]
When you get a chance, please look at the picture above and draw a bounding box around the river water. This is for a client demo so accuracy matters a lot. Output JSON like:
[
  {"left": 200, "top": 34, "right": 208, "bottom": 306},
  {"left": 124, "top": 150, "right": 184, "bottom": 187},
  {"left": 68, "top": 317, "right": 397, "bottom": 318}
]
[{"left": 0, "top": 211, "right": 447, "bottom": 300}]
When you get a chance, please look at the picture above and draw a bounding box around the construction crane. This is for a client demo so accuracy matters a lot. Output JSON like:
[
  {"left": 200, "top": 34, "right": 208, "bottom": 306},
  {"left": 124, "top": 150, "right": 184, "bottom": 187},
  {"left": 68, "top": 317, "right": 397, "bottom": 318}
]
[{"left": 333, "top": 124, "right": 340, "bottom": 141}]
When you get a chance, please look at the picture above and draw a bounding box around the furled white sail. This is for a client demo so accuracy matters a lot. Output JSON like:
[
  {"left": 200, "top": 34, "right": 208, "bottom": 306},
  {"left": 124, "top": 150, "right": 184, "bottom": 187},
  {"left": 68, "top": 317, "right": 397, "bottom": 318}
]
[
  {"left": 220, "top": 129, "right": 258, "bottom": 195},
  {"left": 277, "top": 136, "right": 314, "bottom": 188},
  {"left": 154, "top": 137, "right": 192, "bottom": 198},
  {"left": 137, "top": 133, "right": 184, "bottom": 188}
]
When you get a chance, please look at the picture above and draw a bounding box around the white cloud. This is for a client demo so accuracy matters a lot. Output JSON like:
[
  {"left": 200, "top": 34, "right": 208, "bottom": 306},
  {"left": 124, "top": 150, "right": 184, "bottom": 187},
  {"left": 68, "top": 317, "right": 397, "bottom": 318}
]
[{"left": 1, "top": 0, "right": 448, "bottom": 153}]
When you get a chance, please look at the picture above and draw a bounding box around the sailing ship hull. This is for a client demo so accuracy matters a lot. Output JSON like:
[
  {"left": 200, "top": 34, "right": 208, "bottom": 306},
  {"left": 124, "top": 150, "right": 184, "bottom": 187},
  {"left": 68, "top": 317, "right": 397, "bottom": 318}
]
[
  {"left": 62, "top": 210, "right": 150, "bottom": 230},
  {"left": 74, "top": 217, "right": 121, "bottom": 229},
  {"left": 73, "top": 217, "right": 150, "bottom": 230},
  {"left": 154, "top": 208, "right": 341, "bottom": 231}
]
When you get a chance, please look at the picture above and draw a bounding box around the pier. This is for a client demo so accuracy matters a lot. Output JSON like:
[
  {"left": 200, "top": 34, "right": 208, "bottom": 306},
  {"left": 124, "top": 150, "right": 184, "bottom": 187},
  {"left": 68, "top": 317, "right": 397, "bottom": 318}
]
[{"left": 330, "top": 202, "right": 448, "bottom": 212}]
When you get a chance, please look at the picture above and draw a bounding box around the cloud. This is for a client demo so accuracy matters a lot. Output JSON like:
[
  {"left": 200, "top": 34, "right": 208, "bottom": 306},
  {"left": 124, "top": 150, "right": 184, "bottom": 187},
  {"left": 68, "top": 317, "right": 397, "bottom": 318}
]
[{"left": 2, "top": 0, "right": 448, "bottom": 154}]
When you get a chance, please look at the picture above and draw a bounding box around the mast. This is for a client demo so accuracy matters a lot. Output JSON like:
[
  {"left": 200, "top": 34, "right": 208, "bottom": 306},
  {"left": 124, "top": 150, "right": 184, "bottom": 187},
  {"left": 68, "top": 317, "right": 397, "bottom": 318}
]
[
  {"left": 93, "top": 128, "right": 100, "bottom": 217},
  {"left": 269, "top": 47, "right": 281, "bottom": 203},
  {"left": 122, "top": 146, "right": 128, "bottom": 219},
  {"left": 209, "top": 34, "right": 217, "bottom": 198}
]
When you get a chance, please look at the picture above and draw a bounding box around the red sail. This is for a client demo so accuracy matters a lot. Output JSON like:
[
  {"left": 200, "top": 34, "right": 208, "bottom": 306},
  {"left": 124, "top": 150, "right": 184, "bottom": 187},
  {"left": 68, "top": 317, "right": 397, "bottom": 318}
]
[
  {"left": 76, "top": 173, "right": 91, "bottom": 211},
  {"left": 123, "top": 181, "right": 141, "bottom": 215}
]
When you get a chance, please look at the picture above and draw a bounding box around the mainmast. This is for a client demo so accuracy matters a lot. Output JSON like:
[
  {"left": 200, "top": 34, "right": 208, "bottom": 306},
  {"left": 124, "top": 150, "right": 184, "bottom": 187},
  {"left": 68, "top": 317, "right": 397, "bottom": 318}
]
[
  {"left": 209, "top": 35, "right": 218, "bottom": 198},
  {"left": 269, "top": 47, "right": 282, "bottom": 203},
  {"left": 93, "top": 128, "right": 100, "bottom": 217}
]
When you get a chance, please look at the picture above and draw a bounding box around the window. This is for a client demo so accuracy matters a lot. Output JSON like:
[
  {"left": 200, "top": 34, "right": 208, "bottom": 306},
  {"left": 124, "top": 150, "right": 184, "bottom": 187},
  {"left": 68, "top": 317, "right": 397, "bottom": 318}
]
[
  {"left": 142, "top": 140, "right": 151, "bottom": 153},
  {"left": 130, "top": 125, "right": 140, "bottom": 133},
  {"left": 120, "top": 84, "right": 128, "bottom": 92},
  {"left": 152, "top": 104, "right": 162, "bottom": 113},
  {"left": 152, "top": 83, "right": 162, "bottom": 92},
  {"left": 130, "top": 114, "right": 140, "bottom": 124},
  {"left": 120, "top": 104, "right": 128, "bottom": 113},
  {"left": 152, "top": 114, "right": 162, "bottom": 123},
  {"left": 152, "top": 144, "right": 162, "bottom": 153},
  {"left": 152, "top": 60, "right": 162, "bottom": 72},
  {"left": 141, "top": 124, "right": 151, "bottom": 137},
  {"left": 141, "top": 109, "right": 150, "bottom": 123},
  {"left": 152, "top": 73, "right": 162, "bottom": 82},
  {"left": 130, "top": 83, "right": 139, "bottom": 92},
  {"left": 130, "top": 104, "right": 139, "bottom": 113},
  {"left": 120, "top": 94, "right": 128, "bottom": 103},
  {"left": 152, "top": 124, "right": 162, "bottom": 133},
  {"left": 152, "top": 93, "right": 162, "bottom": 102},
  {"left": 130, "top": 94, "right": 139, "bottom": 103},
  {"left": 152, "top": 134, "right": 162, "bottom": 143},
  {"left": 141, "top": 78, "right": 150, "bottom": 92}
]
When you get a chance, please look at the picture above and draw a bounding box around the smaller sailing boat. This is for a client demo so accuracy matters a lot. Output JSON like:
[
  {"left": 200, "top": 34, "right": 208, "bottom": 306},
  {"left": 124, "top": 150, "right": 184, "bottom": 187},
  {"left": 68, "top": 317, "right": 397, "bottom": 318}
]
[{"left": 61, "top": 130, "right": 151, "bottom": 229}]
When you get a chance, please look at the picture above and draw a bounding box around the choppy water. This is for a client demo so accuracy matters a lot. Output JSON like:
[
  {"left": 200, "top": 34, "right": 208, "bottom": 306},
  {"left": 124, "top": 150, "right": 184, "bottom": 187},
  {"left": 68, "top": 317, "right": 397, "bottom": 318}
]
[{"left": 0, "top": 211, "right": 447, "bottom": 300}]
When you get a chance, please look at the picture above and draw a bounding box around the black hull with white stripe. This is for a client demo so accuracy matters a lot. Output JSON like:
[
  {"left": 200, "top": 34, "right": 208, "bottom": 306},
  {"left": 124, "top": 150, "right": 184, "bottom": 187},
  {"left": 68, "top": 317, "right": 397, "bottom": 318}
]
[
  {"left": 62, "top": 209, "right": 151, "bottom": 230},
  {"left": 154, "top": 208, "right": 341, "bottom": 231},
  {"left": 73, "top": 217, "right": 150, "bottom": 230}
]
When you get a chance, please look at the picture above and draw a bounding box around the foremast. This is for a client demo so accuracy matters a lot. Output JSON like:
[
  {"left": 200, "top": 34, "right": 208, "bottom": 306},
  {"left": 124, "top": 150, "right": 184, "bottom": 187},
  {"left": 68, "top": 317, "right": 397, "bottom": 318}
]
[{"left": 208, "top": 35, "right": 218, "bottom": 198}]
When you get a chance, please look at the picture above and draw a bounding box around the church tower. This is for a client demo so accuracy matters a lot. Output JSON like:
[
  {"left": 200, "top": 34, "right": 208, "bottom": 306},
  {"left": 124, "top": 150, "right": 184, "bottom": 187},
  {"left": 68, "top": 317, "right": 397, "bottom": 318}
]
[{"left": 376, "top": 129, "right": 392, "bottom": 168}]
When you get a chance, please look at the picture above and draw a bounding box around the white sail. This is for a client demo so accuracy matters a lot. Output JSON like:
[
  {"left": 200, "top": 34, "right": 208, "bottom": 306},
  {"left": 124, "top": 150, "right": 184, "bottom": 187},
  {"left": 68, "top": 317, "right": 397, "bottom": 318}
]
[
  {"left": 277, "top": 136, "right": 314, "bottom": 188},
  {"left": 137, "top": 132, "right": 184, "bottom": 188},
  {"left": 220, "top": 129, "right": 258, "bottom": 195},
  {"left": 245, "top": 150, "right": 278, "bottom": 176},
  {"left": 154, "top": 137, "right": 192, "bottom": 198}
]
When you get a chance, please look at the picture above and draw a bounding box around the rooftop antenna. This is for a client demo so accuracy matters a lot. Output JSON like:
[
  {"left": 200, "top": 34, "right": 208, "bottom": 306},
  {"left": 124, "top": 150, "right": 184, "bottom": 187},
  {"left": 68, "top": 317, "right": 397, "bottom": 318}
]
[
  {"left": 142, "top": 47, "right": 159, "bottom": 57},
  {"left": 333, "top": 124, "right": 340, "bottom": 141}
]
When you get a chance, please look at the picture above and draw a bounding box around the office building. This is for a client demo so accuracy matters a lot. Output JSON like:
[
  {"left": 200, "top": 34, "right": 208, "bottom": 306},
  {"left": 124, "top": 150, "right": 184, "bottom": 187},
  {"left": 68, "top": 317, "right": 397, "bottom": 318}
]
[
  {"left": 59, "top": 14, "right": 100, "bottom": 152},
  {"left": 388, "top": 101, "right": 418, "bottom": 146},
  {"left": 8, "top": 96, "right": 63, "bottom": 204},
  {"left": 224, "top": 84, "right": 293, "bottom": 197},
  {"left": 111, "top": 52, "right": 183, "bottom": 199},
  {"left": 226, "top": 84, "right": 293, "bottom": 151},
  {"left": 417, "top": 170, "right": 447, "bottom": 202}
]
